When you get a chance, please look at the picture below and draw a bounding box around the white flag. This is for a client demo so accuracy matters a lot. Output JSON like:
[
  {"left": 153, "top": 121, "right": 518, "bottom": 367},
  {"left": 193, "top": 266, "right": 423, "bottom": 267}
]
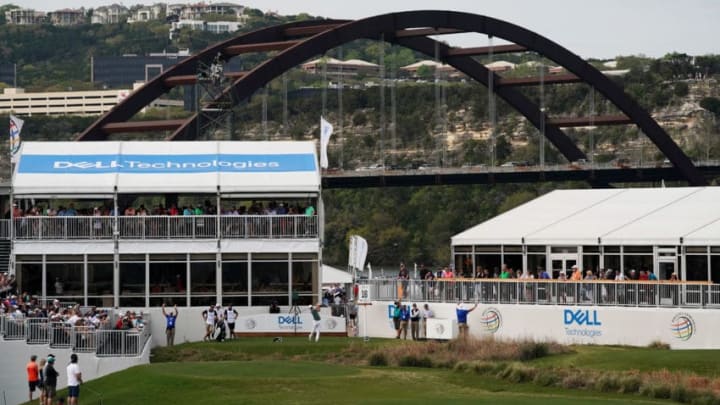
[
  {"left": 320, "top": 116, "right": 333, "bottom": 169},
  {"left": 354, "top": 235, "right": 368, "bottom": 271},
  {"left": 9, "top": 115, "right": 24, "bottom": 157}
]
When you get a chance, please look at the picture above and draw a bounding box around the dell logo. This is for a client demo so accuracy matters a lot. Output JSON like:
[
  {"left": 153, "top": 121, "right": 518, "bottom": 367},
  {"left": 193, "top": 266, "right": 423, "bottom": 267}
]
[
  {"left": 53, "top": 160, "right": 123, "bottom": 169},
  {"left": 563, "top": 309, "right": 602, "bottom": 326}
]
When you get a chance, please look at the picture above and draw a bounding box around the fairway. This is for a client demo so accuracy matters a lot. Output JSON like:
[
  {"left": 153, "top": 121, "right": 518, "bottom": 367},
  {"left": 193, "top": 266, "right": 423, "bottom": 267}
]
[
  {"left": 22, "top": 337, "right": 706, "bottom": 405},
  {"left": 44, "top": 360, "right": 671, "bottom": 405}
]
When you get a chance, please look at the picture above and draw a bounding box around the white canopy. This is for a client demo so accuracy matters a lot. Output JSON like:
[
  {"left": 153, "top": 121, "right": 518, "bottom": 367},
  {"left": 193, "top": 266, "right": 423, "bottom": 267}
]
[
  {"left": 322, "top": 264, "right": 353, "bottom": 284},
  {"left": 452, "top": 187, "right": 720, "bottom": 247},
  {"left": 13, "top": 141, "right": 320, "bottom": 196}
]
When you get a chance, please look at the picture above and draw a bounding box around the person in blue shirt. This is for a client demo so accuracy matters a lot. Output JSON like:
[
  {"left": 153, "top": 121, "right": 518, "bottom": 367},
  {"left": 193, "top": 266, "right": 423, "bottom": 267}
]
[
  {"left": 399, "top": 305, "right": 411, "bottom": 340},
  {"left": 162, "top": 304, "right": 179, "bottom": 346},
  {"left": 456, "top": 302, "right": 478, "bottom": 340}
]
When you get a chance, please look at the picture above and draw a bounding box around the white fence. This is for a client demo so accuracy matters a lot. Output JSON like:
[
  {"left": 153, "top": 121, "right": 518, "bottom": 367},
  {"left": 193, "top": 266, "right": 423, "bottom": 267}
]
[
  {"left": 368, "top": 279, "right": 720, "bottom": 308},
  {"left": 10, "top": 215, "right": 318, "bottom": 240},
  {"left": 0, "top": 317, "right": 151, "bottom": 357}
]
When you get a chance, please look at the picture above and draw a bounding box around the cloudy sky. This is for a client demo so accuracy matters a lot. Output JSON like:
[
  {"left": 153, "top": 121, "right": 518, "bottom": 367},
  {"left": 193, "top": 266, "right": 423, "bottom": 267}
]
[{"left": 8, "top": 0, "right": 719, "bottom": 59}]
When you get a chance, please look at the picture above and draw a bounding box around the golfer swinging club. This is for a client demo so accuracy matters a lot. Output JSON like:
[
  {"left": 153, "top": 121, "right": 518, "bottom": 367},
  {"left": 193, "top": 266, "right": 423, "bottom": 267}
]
[{"left": 309, "top": 303, "right": 321, "bottom": 342}]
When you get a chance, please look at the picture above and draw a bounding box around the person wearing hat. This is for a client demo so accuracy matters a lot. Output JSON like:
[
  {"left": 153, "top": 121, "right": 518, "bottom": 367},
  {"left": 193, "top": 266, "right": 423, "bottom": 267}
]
[
  {"left": 308, "top": 303, "right": 321, "bottom": 342},
  {"left": 44, "top": 354, "right": 59, "bottom": 405},
  {"left": 456, "top": 302, "right": 478, "bottom": 341},
  {"left": 570, "top": 265, "right": 582, "bottom": 281}
]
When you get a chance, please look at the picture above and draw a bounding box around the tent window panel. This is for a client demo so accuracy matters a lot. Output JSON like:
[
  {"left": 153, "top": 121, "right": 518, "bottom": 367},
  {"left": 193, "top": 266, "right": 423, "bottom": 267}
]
[
  {"left": 191, "top": 262, "right": 216, "bottom": 295},
  {"left": 46, "top": 263, "right": 83, "bottom": 297},
  {"left": 624, "top": 246, "right": 652, "bottom": 254},
  {"left": 119, "top": 262, "right": 145, "bottom": 307},
  {"left": 583, "top": 255, "right": 601, "bottom": 275},
  {"left": 604, "top": 255, "right": 620, "bottom": 275},
  {"left": 19, "top": 263, "right": 42, "bottom": 296},
  {"left": 712, "top": 256, "right": 720, "bottom": 283},
  {"left": 222, "top": 262, "right": 248, "bottom": 294},
  {"left": 623, "top": 255, "right": 653, "bottom": 278},
  {"left": 251, "top": 262, "right": 288, "bottom": 294},
  {"left": 149, "top": 262, "right": 187, "bottom": 295},
  {"left": 527, "top": 246, "right": 546, "bottom": 253},
  {"left": 455, "top": 254, "right": 473, "bottom": 277},
  {"left": 475, "top": 254, "right": 501, "bottom": 276},
  {"left": 527, "top": 255, "right": 546, "bottom": 276},
  {"left": 291, "top": 262, "right": 314, "bottom": 294},
  {"left": 87, "top": 262, "right": 113, "bottom": 296},
  {"left": 504, "top": 255, "right": 523, "bottom": 274},
  {"left": 686, "top": 256, "right": 708, "bottom": 281}
]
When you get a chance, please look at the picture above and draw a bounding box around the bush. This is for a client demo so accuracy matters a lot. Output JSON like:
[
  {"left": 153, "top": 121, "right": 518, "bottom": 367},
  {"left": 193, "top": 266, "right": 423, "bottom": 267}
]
[
  {"left": 647, "top": 340, "right": 671, "bottom": 350},
  {"left": 618, "top": 375, "right": 642, "bottom": 394},
  {"left": 519, "top": 342, "right": 550, "bottom": 361},
  {"left": 368, "top": 352, "right": 388, "bottom": 367},
  {"left": 504, "top": 363, "right": 537, "bottom": 383},
  {"left": 641, "top": 383, "right": 671, "bottom": 399},
  {"left": 561, "top": 374, "right": 588, "bottom": 390},
  {"left": 533, "top": 372, "right": 559, "bottom": 387},
  {"left": 670, "top": 385, "right": 689, "bottom": 403},
  {"left": 398, "top": 355, "right": 433, "bottom": 368},
  {"left": 594, "top": 374, "right": 621, "bottom": 393}
]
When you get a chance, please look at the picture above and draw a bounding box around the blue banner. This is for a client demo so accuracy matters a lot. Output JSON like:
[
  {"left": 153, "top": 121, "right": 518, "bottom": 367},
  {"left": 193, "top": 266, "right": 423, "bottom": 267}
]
[{"left": 18, "top": 153, "right": 318, "bottom": 174}]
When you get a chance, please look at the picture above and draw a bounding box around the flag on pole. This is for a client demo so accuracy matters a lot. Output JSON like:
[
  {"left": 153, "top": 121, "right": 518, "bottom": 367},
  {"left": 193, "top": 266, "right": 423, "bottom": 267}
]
[
  {"left": 320, "top": 116, "right": 333, "bottom": 169},
  {"left": 9, "top": 114, "right": 24, "bottom": 157}
]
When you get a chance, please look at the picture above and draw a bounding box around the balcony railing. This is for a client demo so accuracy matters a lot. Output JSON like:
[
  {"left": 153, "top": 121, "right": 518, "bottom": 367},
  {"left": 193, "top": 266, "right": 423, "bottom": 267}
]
[
  {"left": 0, "top": 219, "right": 8, "bottom": 240},
  {"left": 0, "top": 316, "right": 152, "bottom": 357},
  {"left": 367, "top": 279, "right": 720, "bottom": 308},
  {"left": 10, "top": 215, "right": 318, "bottom": 240}
]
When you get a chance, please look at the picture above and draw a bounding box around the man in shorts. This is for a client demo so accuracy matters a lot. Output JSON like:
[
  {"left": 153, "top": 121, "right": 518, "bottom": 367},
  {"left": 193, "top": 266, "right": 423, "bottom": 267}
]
[
  {"left": 201, "top": 304, "right": 217, "bottom": 341},
  {"left": 44, "top": 354, "right": 59, "bottom": 405},
  {"left": 224, "top": 305, "right": 238, "bottom": 339},
  {"left": 26, "top": 354, "right": 39, "bottom": 402},
  {"left": 66, "top": 353, "right": 82, "bottom": 405}
]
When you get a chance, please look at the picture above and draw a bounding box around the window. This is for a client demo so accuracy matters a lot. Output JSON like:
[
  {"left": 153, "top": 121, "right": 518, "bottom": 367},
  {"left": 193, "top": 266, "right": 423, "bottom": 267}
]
[
  {"left": 149, "top": 260, "right": 187, "bottom": 307},
  {"left": 687, "top": 255, "right": 709, "bottom": 281},
  {"left": 527, "top": 255, "right": 546, "bottom": 276},
  {"left": 120, "top": 262, "right": 145, "bottom": 307},
  {"left": 191, "top": 261, "right": 216, "bottom": 307},
  {"left": 292, "top": 261, "right": 315, "bottom": 305},
  {"left": 87, "top": 261, "right": 113, "bottom": 302},
  {"left": 251, "top": 261, "right": 288, "bottom": 306},
  {"left": 46, "top": 263, "right": 83, "bottom": 299},
  {"left": 18, "top": 263, "right": 42, "bottom": 297}
]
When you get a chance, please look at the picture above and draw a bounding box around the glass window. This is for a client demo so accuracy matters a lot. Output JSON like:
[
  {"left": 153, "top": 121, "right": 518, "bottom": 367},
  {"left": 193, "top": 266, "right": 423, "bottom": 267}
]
[
  {"left": 623, "top": 255, "right": 653, "bottom": 279},
  {"left": 604, "top": 255, "right": 621, "bottom": 275},
  {"left": 455, "top": 254, "right": 473, "bottom": 277},
  {"left": 191, "top": 262, "right": 216, "bottom": 307},
  {"left": 527, "top": 246, "right": 546, "bottom": 253},
  {"left": 120, "top": 262, "right": 145, "bottom": 307},
  {"left": 292, "top": 261, "right": 314, "bottom": 294},
  {"left": 712, "top": 256, "right": 720, "bottom": 283},
  {"left": 624, "top": 246, "right": 652, "bottom": 254},
  {"left": 18, "top": 263, "right": 42, "bottom": 296},
  {"left": 504, "top": 255, "right": 522, "bottom": 274},
  {"left": 551, "top": 246, "right": 577, "bottom": 254},
  {"left": 149, "top": 262, "right": 187, "bottom": 294},
  {"left": 527, "top": 255, "right": 546, "bottom": 276},
  {"left": 251, "top": 261, "right": 288, "bottom": 294},
  {"left": 46, "top": 263, "right": 83, "bottom": 298},
  {"left": 687, "top": 255, "right": 709, "bottom": 281},
  {"left": 87, "top": 262, "right": 113, "bottom": 296},
  {"left": 222, "top": 262, "right": 248, "bottom": 294},
  {"left": 583, "top": 255, "right": 601, "bottom": 274},
  {"left": 474, "top": 254, "right": 501, "bottom": 276}
]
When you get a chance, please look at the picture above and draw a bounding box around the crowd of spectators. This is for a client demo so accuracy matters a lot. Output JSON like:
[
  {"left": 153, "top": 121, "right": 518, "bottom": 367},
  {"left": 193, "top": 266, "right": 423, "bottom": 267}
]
[{"left": 8, "top": 200, "right": 317, "bottom": 218}]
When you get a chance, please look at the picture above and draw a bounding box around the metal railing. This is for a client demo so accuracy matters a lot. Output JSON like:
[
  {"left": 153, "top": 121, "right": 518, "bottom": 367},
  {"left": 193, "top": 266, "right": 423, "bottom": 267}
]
[
  {"left": 10, "top": 215, "right": 318, "bottom": 240},
  {"left": 1, "top": 316, "right": 151, "bottom": 357},
  {"left": 368, "top": 279, "right": 720, "bottom": 308}
]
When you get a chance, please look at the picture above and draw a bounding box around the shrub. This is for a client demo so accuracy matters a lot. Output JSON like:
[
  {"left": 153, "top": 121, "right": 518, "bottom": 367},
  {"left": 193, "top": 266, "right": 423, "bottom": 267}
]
[
  {"left": 533, "top": 372, "right": 559, "bottom": 387},
  {"left": 368, "top": 352, "right": 388, "bottom": 367},
  {"left": 594, "top": 374, "right": 621, "bottom": 393},
  {"left": 561, "top": 374, "right": 588, "bottom": 390},
  {"left": 618, "top": 375, "right": 642, "bottom": 394},
  {"left": 503, "top": 363, "right": 537, "bottom": 383},
  {"left": 398, "top": 355, "right": 433, "bottom": 368},
  {"left": 647, "top": 340, "right": 671, "bottom": 350},
  {"left": 670, "top": 385, "right": 689, "bottom": 403},
  {"left": 519, "top": 342, "right": 550, "bottom": 361}
]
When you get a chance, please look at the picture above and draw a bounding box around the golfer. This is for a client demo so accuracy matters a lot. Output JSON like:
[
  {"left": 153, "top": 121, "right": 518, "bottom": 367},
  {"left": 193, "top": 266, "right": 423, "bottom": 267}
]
[{"left": 308, "top": 304, "right": 321, "bottom": 342}]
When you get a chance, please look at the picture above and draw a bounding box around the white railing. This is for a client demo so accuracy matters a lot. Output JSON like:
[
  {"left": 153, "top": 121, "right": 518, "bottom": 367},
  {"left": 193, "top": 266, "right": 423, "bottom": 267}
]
[
  {"left": 11, "top": 215, "right": 318, "bottom": 240},
  {"left": 1, "top": 316, "right": 151, "bottom": 357},
  {"left": 368, "top": 279, "right": 720, "bottom": 308}
]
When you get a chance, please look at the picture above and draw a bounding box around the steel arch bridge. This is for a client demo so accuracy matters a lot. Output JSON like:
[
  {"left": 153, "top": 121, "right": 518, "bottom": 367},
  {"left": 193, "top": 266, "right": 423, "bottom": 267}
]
[{"left": 76, "top": 10, "right": 707, "bottom": 186}]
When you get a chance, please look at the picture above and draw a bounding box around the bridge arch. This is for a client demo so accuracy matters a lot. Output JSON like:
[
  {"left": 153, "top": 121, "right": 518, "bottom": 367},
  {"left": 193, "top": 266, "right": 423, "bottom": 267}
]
[{"left": 77, "top": 10, "right": 705, "bottom": 185}]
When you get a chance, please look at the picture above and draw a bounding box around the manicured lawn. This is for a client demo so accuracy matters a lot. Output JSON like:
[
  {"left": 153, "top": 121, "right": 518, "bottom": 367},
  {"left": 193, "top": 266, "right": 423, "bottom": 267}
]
[
  {"left": 530, "top": 345, "right": 720, "bottom": 376},
  {"left": 30, "top": 360, "right": 672, "bottom": 405}
]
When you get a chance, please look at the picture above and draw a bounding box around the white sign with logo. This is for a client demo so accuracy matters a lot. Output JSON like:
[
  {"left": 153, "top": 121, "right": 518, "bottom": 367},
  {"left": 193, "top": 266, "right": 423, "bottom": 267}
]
[
  {"left": 426, "top": 318, "right": 458, "bottom": 340},
  {"left": 234, "top": 313, "right": 346, "bottom": 334},
  {"left": 358, "top": 284, "right": 371, "bottom": 304}
]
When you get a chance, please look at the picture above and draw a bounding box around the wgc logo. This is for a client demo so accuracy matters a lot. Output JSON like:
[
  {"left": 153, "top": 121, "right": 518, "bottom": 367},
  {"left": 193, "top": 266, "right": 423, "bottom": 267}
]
[
  {"left": 479, "top": 308, "right": 502, "bottom": 334},
  {"left": 670, "top": 313, "right": 695, "bottom": 341}
]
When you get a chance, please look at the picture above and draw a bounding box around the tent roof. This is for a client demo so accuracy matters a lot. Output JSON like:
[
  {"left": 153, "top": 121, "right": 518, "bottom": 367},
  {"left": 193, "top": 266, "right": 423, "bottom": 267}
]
[
  {"left": 13, "top": 141, "right": 320, "bottom": 196},
  {"left": 452, "top": 187, "right": 720, "bottom": 247},
  {"left": 322, "top": 264, "right": 352, "bottom": 284}
]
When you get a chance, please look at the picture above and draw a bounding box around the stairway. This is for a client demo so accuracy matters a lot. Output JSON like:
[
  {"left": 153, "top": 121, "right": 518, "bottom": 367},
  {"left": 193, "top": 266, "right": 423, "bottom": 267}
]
[{"left": 0, "top": 239, "right": 10, "bottom": 274}]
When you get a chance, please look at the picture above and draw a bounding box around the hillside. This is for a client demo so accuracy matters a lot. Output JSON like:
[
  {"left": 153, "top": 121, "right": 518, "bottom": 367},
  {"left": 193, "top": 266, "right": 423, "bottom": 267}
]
[{"left": 1, "top": 15, "right": 719, "bottom": 268}]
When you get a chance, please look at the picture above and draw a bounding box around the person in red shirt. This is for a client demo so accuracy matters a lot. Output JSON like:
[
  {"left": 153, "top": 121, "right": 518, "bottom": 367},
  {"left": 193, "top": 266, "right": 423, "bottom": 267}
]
[{"left": 26, "top": 354, "right": 39, "bottom": 402}]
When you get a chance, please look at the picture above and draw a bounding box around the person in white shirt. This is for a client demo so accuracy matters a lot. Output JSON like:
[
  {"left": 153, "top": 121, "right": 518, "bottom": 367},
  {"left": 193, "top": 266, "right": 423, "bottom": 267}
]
[
  {"left": 66, "top": 354, "right": 82, "bottom": 405},
  {"left": 201, "top": 305, "right": 217, "bottom": 342},
  {"left": 421, "top": 304, "right": 434, "bottom": 339},
  {"left": 224, "top": 305, "right": 239, "bottom": 339}
]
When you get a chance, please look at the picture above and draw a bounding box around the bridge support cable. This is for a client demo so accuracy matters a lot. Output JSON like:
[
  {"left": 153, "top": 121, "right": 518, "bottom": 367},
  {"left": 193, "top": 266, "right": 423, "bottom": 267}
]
[
  {"left": 379, "top": 33, "right": 386, "bottom": 170},
  {"left": 337, "top": 46, "right": 344, "bottom": 169},
  {"left": 539, "top": 61, "right": 546, "bottom": 169},
  {"left": 488, "top": 35, "right": 497, "bottom": 168}
]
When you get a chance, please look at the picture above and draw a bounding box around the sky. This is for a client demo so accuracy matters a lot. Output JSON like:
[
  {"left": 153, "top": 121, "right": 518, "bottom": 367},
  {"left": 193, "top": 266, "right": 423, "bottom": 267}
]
[{"left": 7, "top": 0, "right": 720, "bottom": 59}]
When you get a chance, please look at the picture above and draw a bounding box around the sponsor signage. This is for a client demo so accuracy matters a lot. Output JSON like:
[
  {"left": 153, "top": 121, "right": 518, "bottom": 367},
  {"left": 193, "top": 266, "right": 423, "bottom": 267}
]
[
  {"left": 358, "top": 284, "right": 371, "bottom": 304},
  {"left": 234, "top": 313, "right": 344, "bottom": 333},
  {"left": 479, "top": 307, "right": 502, "bottom": 334},
  {"left": 18, "top": 153, "right": 317, "bottom": 174},
  {"left": 563, "top": 309, "right": 602, "bottom": 338},
  {"left": 670, "top": 313, "right": 695, "bottom": 341}
]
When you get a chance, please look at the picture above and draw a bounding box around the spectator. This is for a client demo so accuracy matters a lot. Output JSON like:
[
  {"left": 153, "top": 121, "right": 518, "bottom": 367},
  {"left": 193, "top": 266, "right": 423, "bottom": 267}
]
[
  {"left": 269, "top": 301, "right": 281, "bottom": 314},
  {"left": 456, "top": 302, "right": 478, "bottom": 340},
  {"left": 570, "top": 265, "right": 582, "bottom": 280},
  {"left": 421, "top": 303, "right": 434, "bottom": 339},
  {"left": 162, "top": 304, "right": 178, "bottom": 346},
  {"left": 38, "top": 357, "right": 47, "bottom": 405},
  {"left": 391, "top": 301, "right": 402, "bottom": 339},
  {"left": 224, "top": 305, "right": 238, "bottom": 339},
  {"left": 398, "top": 262, "right": 409, "bottom": 298},
  {"left": 399, "top": 304, "right": 410, "bottom": 340},
  {"left": 26, "top": 354, "right": 40, "bottom": 403},
  {"left": 44, "top": 355, "right": 59, "bottom": 405},
  {"left": 201, "top": 305, "right": 217, "bottom": 342},
  {"left": 66, "top": 354, "right": 82, "bottom": 405},
  {"left": 410, "top": 303, "right": 421, "bottom": 340}
]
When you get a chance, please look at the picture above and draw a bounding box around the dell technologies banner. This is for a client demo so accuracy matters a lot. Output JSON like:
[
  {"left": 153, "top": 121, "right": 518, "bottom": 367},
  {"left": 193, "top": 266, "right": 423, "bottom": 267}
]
[{"left": 18, "top": 153, "right": 317, "bottom": 174}]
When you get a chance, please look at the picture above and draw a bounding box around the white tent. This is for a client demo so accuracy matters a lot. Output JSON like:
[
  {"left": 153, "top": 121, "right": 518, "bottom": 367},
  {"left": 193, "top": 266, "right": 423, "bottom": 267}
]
[
  {"left": 452, "top": 187, "right": 720, "bottom": 247},
  {"left": 12, "top": 141, "right": 320, "bottom": 197},
  {"left": 322, "top": 264, "right": 353, "bottom": 284}
]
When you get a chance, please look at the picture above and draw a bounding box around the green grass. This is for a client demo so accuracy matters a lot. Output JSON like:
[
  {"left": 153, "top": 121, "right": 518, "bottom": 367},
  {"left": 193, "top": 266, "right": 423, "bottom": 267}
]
[
  {"left": 530, "top": 345, "right": 720, "bottom": 376},
  {"left": 31, "top": 360, "right": 671, "bottom": 405},
  {"left": 24, "top": 338, "right": 720, "bottom": 405}
]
